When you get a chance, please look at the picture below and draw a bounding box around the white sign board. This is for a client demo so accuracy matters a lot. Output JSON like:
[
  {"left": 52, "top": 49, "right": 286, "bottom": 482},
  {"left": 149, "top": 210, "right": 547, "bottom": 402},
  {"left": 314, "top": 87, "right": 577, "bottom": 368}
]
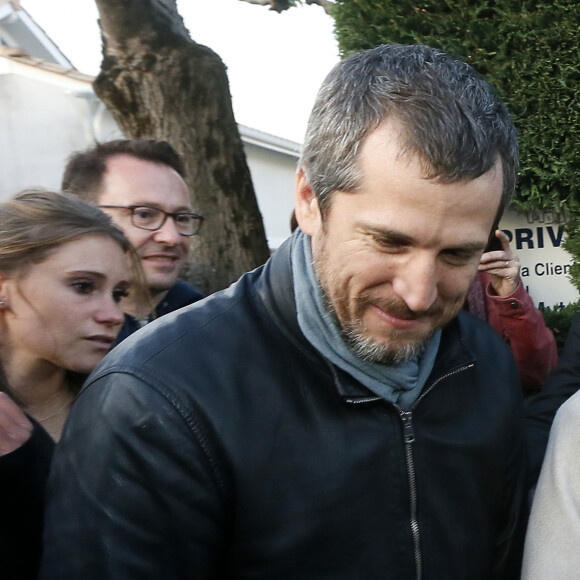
[{"left": 499, "top": 209, "right": 578, "bottom": 309}]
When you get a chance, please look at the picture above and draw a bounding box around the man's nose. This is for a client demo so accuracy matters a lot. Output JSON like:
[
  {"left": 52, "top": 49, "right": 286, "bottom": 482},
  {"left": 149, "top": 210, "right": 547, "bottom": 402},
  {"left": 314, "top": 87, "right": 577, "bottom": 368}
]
[
  {"left": 391, "top": 256, "right": 438, "bottom": 313},
  {"left": 153, "top": 216, "right": 182, "bottom": 245}
]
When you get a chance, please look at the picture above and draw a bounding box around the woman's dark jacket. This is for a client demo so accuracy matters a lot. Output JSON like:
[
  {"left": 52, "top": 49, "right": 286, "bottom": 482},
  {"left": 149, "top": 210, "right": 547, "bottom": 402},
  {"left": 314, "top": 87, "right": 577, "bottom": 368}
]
[
  {"left": 0, "top": 420, "right": 54, "bottom": 580},
  {"left": 40, "top": 236, "right": 527, "bottom": 580}
]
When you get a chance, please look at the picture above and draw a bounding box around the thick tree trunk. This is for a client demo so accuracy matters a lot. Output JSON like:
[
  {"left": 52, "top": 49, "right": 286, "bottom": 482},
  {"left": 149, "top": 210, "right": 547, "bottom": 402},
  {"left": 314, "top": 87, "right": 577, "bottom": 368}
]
[{"left": 93, "top": 0, "right": 271, "bottom": 294}]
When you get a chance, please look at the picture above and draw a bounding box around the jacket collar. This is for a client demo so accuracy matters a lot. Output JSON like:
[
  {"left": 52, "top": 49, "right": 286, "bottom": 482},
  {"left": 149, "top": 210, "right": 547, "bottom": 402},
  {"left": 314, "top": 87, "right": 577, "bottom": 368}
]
[{"left": 256, "top": 234, "right": 322, "bottom": 365}]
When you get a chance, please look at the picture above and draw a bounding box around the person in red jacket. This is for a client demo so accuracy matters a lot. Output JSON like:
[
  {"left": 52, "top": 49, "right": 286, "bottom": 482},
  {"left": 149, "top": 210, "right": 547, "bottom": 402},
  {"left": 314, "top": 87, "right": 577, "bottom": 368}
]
[{"left": 466, "top": 229, "right": 558, "bottom": 394}]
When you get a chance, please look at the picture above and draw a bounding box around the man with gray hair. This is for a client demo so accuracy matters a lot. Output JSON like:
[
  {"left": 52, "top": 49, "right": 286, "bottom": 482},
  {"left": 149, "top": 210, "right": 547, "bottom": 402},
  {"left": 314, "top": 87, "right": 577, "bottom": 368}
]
[{"left": 41, "top": 44, "right": 526, "bottom": 579}]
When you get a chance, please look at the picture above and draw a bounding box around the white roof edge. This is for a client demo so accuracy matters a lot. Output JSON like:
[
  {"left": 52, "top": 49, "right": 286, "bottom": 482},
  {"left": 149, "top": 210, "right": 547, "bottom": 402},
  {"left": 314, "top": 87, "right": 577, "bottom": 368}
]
[
  {"left": 0, "top": 53, "right": 93, "bottom": 89},
  {"left": 0, "top": 3, "right": 73, "bottom": 68},
  {"left": 239, "top": 124, "right": 302, "bottom": 158},
  {"left": 17, "top": 7, "right": 73, "bottom": 67}
]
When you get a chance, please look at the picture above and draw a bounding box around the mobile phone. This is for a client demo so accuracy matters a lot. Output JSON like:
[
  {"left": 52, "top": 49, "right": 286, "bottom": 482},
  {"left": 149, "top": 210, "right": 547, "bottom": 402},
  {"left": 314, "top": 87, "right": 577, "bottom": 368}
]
[{"left": 485, "top": 232, "right": 503, "bottom": 253}]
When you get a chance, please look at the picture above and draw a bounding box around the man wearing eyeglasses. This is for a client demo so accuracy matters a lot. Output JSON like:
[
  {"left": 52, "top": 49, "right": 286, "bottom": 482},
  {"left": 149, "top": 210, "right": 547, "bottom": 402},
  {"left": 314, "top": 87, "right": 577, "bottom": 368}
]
[{"left": 61, "top": 139, "right": 204, "bottom": 342}]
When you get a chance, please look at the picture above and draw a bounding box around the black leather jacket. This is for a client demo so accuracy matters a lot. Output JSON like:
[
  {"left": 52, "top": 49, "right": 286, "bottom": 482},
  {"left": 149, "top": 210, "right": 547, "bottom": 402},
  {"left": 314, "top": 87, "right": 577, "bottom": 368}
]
[{"left": 40, "top": 236, "right": 526, "bottom": 580}]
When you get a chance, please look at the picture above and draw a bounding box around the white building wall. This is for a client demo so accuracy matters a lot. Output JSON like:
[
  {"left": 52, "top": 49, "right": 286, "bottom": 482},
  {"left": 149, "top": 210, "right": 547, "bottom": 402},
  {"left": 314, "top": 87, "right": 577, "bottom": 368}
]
[
  {"left": 0, "top": 72, "right": 92, "bottom": 195},
  {"left": 243, "top": 142, "right": 297, "bottom": 249}
]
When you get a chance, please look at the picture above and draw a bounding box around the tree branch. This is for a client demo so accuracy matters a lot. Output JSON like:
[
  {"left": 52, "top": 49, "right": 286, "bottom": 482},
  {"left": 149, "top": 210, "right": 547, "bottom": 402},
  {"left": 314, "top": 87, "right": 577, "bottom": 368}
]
[{"left": 238, "top": 0, "right": 332, "bottom": 15}]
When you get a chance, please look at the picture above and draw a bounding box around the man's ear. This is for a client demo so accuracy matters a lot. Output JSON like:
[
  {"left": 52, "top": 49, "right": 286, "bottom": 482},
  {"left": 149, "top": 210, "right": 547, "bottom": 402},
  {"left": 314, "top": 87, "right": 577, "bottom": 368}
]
[{"left": 294, "top": 168, "right": 322, "bottom": 236}]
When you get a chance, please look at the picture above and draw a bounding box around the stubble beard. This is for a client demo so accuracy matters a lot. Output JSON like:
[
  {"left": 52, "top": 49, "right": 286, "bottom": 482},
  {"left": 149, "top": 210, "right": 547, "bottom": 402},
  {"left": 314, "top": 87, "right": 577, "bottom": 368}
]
[
  {"left": 314, "top": 254, "right": 463, "bottom": 366},
  {"left": 342, "top": 315, "right": 431, "bottom": 365},
  {"left": 142, "top": 260, "right": 182, "bottom": 297},
  {"left": 327, "top": 292, "right": 437, "bottom": 365}
]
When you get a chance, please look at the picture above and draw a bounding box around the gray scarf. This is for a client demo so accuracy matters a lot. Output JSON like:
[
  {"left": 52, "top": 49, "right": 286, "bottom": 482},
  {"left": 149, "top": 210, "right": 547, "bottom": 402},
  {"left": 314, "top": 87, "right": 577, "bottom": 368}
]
[{"left": 291, "top": 231, "right": 440, "bottom": 410}]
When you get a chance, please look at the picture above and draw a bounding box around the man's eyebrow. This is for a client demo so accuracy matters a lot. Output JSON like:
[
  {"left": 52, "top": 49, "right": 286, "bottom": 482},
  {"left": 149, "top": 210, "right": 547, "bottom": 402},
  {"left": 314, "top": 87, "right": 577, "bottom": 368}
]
[
  {"left": 362, "top": 226, "right": 415, "bottom": 244},
  {"left": 131, "top": 203, "right": 193, "bottom": 213},
  {"left": 363, "top": 225, "right": 486, "bottom": 252}
]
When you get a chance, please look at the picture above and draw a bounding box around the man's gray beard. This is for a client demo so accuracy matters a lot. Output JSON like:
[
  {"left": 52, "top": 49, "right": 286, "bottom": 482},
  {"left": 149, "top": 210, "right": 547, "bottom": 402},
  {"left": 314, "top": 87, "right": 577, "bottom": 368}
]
[
  {"left": 319, "top": 281, "right": 428, "bottom": 366},
  {"left": 342, "top": 321, "right": 430, "bottom": 366},
  {"left": 314, "top": 248, "right": 435, "bottom": 366}
]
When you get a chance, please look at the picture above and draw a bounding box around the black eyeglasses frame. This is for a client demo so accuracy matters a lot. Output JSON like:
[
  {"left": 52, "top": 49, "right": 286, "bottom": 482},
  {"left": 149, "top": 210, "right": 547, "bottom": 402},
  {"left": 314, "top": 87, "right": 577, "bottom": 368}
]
[{"left": 98, "top": 205, "right": 205, "bottom": 237}]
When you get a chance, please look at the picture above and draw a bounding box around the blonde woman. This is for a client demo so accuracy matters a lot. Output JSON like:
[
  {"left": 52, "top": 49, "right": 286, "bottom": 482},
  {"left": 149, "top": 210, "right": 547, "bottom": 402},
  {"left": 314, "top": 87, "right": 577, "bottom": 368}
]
[{"left": 0, "top": 189, "right": 145, "bottom": 580}]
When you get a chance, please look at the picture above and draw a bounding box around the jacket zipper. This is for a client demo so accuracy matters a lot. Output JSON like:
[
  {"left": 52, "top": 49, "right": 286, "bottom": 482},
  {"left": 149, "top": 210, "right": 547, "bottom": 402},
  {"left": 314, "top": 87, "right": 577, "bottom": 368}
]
[
  {"left": 394, "top": 362, "right": 475, "bottom": 580},
  {"left": 399, "top": 410, "right": 421, "bottom": 579},
  {"left": 345, "top": 363, "right": 475, "bottom": 578}
]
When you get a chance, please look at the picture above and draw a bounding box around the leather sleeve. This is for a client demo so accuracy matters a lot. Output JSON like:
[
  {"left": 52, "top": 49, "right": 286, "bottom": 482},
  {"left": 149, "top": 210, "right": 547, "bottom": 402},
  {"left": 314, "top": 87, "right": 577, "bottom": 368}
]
[
  {"left": 39, "top": 371, "right": 230, "bottom": 580},
  {"left": 483, "top": 275, "right": 558, "bottom": 393},
  {"left": 525, "top": 313, "right": 580, "bottom": 489}
]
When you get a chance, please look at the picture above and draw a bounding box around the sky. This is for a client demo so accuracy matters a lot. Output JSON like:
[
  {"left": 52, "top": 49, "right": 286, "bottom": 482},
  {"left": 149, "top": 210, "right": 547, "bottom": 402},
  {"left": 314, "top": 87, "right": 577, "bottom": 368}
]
[{"left": 20, "top": 0, "right": 340, "bottom": 143}]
